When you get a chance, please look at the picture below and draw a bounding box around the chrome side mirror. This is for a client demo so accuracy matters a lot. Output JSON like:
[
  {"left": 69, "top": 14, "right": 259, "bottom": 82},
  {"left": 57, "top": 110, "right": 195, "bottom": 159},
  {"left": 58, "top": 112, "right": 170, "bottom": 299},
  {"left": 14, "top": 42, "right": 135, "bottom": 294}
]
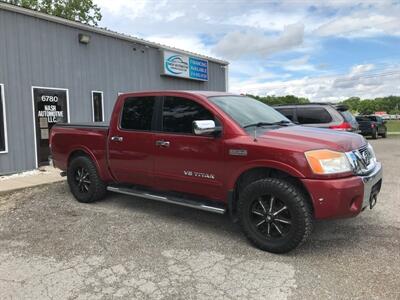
[{"left": 193, "top": 120, "right": 220, "bottom": 136}]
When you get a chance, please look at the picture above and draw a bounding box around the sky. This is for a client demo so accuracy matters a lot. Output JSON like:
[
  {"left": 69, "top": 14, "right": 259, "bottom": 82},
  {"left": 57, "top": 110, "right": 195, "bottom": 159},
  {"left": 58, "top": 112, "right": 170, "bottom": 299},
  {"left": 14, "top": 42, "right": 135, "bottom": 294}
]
[{"left": 94, "top": 0, "right": 400, "bottom": 102}]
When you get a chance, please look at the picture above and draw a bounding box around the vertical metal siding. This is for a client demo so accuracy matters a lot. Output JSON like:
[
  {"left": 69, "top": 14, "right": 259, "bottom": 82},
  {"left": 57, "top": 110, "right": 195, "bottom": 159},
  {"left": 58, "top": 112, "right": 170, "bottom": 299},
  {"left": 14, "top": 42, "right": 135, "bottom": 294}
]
[{"left": 0, "top": 9, "right": 227, "bottom": 175}]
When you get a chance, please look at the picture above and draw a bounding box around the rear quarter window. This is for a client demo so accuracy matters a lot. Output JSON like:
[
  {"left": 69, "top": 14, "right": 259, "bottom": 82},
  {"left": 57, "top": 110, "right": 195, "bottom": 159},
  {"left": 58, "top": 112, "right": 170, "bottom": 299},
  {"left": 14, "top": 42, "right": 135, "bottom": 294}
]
[
  {"left": 296, "top": 107, "right": 332, "bottom": 124},
  {"left": 340, "top": 111, "right": 357, "bottom": 124}
]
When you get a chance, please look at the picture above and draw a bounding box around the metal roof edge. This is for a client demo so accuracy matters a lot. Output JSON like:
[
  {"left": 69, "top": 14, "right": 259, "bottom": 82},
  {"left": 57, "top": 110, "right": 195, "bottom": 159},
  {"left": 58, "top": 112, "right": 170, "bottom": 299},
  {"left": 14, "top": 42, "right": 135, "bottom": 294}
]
[{"left": 0, "top": 2, "right": 229, "bottom": 65}]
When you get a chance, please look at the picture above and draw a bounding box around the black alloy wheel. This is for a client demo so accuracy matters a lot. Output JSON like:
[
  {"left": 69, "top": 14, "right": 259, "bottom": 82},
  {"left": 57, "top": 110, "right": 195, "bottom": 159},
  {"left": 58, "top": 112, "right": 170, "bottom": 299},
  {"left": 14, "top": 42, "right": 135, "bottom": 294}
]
[
  {"left": 238, "top": 178, "right": 313, "bottom": 253},
  {"left": 250, "top": 195, "right": 292, "bottom": 239},
  {"left": 67, "top": 156, "right": 106, "bottom": 203},
  {"left": 372, "top": 129, "right": 378, "bottom": 139},
  {"left": 74, "top": 167, "right": 91, "bottom": 193}
]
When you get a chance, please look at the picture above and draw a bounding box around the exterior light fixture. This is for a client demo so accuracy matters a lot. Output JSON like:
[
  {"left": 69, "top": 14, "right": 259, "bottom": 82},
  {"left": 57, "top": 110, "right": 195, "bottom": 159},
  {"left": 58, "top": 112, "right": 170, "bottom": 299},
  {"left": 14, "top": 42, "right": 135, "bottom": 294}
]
[{"left": 78, "top": 33, "right": 91, "bottom": 44}]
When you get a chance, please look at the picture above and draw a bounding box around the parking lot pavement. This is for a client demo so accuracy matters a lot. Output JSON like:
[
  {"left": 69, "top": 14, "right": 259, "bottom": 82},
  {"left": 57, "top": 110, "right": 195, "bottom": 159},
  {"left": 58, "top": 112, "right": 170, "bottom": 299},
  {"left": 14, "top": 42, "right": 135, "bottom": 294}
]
[{"left": 0, "top": 137, "right": 399, "bottom": 300}]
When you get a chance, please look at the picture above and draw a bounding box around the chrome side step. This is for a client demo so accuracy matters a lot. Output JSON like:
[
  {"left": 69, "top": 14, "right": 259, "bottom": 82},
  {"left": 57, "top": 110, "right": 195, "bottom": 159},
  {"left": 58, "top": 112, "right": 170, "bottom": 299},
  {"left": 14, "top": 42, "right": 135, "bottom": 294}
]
[{"left": 107, "top": 186, "right": 226, "bottom": 214}]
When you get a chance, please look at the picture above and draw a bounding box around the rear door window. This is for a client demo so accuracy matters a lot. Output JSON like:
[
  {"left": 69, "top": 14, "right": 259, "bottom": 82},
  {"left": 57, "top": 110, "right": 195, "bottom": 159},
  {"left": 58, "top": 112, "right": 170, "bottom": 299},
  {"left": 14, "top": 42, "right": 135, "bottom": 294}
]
[
  {"left": 120, "top": 96, "right": 156, "bottom": 130},
  {"left": 296, "top": 107, "right": 332, "bottom": 124}
]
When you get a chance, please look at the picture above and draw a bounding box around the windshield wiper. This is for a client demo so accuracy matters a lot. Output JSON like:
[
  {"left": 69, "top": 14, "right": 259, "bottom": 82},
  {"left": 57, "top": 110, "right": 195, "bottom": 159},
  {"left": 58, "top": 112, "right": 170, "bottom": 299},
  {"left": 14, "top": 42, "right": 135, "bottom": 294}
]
[{"left": 243, "top": 120, "right": 292, "bottom": 129}]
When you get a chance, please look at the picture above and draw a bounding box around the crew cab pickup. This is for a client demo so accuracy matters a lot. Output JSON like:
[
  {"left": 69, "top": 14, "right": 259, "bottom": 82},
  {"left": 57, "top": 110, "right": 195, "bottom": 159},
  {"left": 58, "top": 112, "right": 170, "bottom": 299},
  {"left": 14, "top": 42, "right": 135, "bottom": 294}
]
[{"left": 50, "top": 91, "right": 383, "bottom": 253}]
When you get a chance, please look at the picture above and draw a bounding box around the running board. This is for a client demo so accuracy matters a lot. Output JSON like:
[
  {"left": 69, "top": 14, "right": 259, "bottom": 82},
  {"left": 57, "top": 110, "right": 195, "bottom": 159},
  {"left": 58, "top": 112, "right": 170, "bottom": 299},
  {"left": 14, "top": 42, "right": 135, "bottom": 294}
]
[{"left": 107, "top": 186, "right": 226, "bottom": 214}]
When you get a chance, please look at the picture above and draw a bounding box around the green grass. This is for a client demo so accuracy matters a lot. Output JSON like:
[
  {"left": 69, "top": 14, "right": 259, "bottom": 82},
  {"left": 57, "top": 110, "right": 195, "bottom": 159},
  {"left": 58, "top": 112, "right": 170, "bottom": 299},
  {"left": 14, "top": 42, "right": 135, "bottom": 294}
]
[{"left": 386, "top": 120, "right": 400, "bottom": 133}]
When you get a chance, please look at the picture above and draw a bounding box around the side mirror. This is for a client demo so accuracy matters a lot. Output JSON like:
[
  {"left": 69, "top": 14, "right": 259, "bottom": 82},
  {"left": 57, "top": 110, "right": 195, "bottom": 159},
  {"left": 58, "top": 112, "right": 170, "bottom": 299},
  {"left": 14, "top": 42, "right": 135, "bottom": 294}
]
[{"left": 193, "top": 120, "right": 220, "bottom": 136}]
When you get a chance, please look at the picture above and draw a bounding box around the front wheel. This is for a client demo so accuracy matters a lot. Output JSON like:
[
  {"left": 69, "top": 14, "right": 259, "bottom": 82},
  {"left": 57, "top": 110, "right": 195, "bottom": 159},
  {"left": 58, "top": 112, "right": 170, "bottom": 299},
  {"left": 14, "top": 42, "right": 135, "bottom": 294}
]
[
  {"left": 67, "top": 156, "right": 106, "bottom": 203},
  {"left": 238, "top": 178, "right": 313, "bottom": 253},
  {"left": 381, "top": 130, "right": 387, "bottom": 138}
]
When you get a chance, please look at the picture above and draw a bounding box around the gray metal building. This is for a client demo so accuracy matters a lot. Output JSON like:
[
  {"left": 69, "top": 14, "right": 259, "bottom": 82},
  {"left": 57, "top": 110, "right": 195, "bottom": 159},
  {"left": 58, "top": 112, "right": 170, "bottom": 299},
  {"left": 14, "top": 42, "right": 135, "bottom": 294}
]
[{"left": 0, "top": 3, "right": 229, "bottom": 175}]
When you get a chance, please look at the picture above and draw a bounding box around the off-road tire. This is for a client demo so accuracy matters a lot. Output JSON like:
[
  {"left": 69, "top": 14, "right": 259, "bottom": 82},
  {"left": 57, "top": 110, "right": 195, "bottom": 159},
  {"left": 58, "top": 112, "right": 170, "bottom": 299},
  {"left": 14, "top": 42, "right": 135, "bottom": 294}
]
[
  {"left": 67, "top": 156, "right": 106, "bottom": 203},
  {"left": 371, "top": 129, "right": 378, "bottom": 139},
  {"left": 381, "top": 130, "right": 387, "bottom": 138},
  {"left": 238, "top": 178, "right": 313, "bottom": 253}
]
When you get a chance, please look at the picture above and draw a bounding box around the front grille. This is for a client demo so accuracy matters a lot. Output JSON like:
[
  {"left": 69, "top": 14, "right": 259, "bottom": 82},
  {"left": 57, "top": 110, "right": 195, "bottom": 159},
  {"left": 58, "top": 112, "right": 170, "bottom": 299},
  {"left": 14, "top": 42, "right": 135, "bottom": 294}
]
[
  {"left": 347, "top": 145, "right": 376, "bottom": 175},
  {"left": 358, "top": 146, "right": 372, "bottom": 167}
]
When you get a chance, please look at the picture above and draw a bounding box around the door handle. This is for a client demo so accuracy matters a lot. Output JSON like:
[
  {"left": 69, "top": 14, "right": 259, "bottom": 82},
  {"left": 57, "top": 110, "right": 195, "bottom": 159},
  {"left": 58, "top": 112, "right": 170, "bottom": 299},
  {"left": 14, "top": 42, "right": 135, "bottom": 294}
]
[
  {"left": 155, "top": 140, "right": 170, "bottom": 148},
  {"left": 111, "top": 136, "right": 123, "bottom": 142}
]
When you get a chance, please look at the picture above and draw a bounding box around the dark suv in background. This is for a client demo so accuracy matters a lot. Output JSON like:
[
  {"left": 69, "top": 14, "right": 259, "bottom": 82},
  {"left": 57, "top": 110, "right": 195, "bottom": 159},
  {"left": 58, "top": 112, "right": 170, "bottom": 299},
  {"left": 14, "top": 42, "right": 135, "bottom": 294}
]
[
  {"left": 356, "top": 115, "right": 387, "bottom": 139},
  {"left": 274, "top": 103, "right": 359, "bottom": 132}
]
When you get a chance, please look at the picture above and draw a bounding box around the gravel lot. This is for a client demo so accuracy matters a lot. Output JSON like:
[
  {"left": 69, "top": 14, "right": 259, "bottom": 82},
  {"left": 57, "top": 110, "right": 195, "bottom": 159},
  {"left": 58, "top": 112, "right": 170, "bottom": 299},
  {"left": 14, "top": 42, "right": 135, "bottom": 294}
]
[{"left": 0, "top": 137, "right": 399, "bottom": 299}]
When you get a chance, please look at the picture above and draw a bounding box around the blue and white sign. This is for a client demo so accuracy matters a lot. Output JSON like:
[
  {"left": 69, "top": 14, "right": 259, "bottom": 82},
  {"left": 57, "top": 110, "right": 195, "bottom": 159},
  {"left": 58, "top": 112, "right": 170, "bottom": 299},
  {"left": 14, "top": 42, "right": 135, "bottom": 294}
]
[{"left": 162, "top": 51, "right": 208, "bottom": 81}]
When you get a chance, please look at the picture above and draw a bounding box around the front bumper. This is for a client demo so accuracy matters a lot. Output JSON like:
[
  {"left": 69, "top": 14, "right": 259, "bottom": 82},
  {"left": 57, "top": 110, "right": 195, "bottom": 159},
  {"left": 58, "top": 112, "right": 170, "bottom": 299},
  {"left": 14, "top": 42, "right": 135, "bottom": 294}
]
[
  {"left": 301, "top": 162, "right": 383, "bottom": 220},
  {"left": 360, "top": 162, "right": 382, "bottom": 209}
]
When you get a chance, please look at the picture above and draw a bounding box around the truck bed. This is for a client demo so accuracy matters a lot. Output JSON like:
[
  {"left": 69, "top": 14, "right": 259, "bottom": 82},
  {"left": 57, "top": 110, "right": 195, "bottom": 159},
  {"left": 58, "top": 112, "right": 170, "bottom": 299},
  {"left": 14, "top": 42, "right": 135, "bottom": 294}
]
[
  {"left": 55, "top": 122, "right": 109, "bottom": 129},
  {"left": 50, "top": 122, "right": 112, "bottom": 181}
]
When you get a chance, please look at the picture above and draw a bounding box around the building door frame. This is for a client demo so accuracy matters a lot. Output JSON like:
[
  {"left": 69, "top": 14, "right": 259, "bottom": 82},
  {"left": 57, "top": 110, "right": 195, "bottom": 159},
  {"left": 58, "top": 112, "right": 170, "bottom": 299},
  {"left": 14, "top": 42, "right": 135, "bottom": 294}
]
[{"left": 31, "top": 86, "right": 70, "bottom": 168}]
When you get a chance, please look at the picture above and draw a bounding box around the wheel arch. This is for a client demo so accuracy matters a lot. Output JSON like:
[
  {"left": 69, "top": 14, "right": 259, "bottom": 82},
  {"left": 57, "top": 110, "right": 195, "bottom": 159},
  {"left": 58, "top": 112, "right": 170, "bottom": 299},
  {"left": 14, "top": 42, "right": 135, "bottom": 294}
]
[
  {"left": 67, "top": 147, "right": 111, "bottom": 182},
  {"left": 228, "top": 166, "right": 314, "bottom": 221}
]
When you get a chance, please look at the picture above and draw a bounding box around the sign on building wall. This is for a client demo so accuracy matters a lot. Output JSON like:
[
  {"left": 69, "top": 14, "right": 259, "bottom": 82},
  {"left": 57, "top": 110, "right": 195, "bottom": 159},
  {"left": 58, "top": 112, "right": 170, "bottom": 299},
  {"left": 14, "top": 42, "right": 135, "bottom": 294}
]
[
  {"left": 161, "top": 51, "right": 208, "bottom": 81},
  {"left": 33, "top": 87, "right": 68, "bottom": 166}
]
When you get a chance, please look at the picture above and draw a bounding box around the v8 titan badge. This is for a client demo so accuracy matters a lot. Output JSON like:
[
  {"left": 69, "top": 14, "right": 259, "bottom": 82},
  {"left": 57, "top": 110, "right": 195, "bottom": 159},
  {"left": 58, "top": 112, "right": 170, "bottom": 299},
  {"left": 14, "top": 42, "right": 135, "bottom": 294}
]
[{"left": 184, "top": 170, "right": 215, "bottom": 179}]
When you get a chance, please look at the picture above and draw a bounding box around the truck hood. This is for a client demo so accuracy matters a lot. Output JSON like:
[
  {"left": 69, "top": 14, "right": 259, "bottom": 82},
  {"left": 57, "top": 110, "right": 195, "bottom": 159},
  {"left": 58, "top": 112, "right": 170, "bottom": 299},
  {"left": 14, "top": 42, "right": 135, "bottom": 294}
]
[{"left": 258, "top": 125, "right": 366, "bottom": 152}]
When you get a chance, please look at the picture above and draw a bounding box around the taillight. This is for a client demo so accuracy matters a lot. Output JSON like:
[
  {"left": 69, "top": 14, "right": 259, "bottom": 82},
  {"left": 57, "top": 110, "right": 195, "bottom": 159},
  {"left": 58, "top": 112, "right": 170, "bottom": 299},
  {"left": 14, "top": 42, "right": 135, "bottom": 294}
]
[
  {"left": 329, "top": 122, "right": 352, "bottom": 131},
  {"left": 371, "top": 123, "right": 375, "bottom": 128}
]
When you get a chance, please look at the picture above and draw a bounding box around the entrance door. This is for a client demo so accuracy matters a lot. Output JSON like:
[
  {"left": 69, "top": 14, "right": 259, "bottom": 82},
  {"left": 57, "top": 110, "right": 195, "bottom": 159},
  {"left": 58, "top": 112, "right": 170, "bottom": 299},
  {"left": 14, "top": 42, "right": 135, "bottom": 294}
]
[{"left": 33, "top": 87, "right": 69, "bottom": 166}]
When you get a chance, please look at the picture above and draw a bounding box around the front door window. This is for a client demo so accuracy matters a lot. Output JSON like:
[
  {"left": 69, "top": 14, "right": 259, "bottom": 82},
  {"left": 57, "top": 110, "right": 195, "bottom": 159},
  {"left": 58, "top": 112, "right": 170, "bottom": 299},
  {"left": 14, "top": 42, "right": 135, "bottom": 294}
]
[{"left": 162, "top": 96, "right": 214, "bottom": 134}]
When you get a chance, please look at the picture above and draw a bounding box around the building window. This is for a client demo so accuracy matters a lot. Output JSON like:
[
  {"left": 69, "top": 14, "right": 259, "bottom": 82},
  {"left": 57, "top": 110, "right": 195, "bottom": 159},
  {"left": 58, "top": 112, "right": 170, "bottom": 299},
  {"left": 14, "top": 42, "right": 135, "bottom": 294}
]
[
  {"left": 0, "top": 84, "right": 8, "bottom": 153},
  {"left": 92, "top": 91, "right": 104, "bottom": 122}
]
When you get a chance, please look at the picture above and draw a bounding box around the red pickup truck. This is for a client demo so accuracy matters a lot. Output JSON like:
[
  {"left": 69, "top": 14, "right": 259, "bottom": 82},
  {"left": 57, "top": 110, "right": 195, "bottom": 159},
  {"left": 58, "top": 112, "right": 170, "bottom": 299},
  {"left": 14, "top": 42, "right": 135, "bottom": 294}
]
[{"left": 50, "top": 91, "right": 383, "bottom": 253}]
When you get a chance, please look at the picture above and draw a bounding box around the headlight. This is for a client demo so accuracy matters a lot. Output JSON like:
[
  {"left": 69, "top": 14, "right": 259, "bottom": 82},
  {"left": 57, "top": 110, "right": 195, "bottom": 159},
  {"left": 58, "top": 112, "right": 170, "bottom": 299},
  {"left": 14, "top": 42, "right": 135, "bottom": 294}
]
[{"left": 305, "top": 149, "right": 352, "bottom": 175}]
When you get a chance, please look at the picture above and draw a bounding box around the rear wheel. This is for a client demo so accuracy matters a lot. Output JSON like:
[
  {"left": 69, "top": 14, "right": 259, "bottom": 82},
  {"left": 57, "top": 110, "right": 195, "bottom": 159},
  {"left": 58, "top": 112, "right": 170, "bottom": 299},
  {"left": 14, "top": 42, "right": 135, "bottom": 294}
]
[
  {"left": 371, "top": 129, "right": 378, "bottom": 139},
  {"left": 238, "top": 178, "right": 313, "bottom": 253},
  {"left": 67, "top": 156, "right": 106, "bottom": 203}
]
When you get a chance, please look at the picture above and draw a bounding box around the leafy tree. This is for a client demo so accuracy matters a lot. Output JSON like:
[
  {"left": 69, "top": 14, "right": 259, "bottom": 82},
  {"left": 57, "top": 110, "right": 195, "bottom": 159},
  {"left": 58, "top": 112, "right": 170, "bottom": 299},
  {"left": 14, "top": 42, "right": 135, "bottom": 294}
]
[
  {"left": 246, "top": 94, "right": 310, "bottom": 106},
  {"left": 4, "top": 0, "right": 102, "bottom": 25}
]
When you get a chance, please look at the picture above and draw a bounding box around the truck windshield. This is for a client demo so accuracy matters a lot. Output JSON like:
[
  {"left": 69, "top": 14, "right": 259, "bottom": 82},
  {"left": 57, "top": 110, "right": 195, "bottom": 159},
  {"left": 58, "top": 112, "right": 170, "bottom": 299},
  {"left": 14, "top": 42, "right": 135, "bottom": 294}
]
[{"left": 208, "top": 95, "right": 291, "bottom": 128}]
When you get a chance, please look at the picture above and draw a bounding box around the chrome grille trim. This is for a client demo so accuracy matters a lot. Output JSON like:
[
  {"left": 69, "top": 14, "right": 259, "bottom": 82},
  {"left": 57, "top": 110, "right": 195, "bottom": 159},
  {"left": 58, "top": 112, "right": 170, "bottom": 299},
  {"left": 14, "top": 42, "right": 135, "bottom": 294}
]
[{"left": 346, "top": 144, "right": 377, "bottom": 175}]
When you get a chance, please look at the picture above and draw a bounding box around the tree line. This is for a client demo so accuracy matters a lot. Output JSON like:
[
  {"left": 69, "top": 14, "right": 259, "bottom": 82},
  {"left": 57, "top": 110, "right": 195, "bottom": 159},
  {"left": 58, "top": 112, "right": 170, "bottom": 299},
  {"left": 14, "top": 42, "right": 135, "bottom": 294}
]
[
  {"left": 247, "top": 94, "right": 400, "bottom": 115},
  {"left": 2, "top": 0, "right": 101, "bottom": 25},
  {"left": 338, "top": 96, "right": 400, "bottom": 115},
  {"left": 246, "top": 94, "right": 310, "bottom": 106}
]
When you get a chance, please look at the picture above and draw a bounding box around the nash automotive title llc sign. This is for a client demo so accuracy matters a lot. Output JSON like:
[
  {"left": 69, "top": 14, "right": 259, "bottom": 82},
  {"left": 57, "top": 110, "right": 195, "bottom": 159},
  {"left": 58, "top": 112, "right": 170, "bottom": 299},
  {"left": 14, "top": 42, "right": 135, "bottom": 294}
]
[{"left": 162, "top": 51, "right": 208, "bottom": 81}]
